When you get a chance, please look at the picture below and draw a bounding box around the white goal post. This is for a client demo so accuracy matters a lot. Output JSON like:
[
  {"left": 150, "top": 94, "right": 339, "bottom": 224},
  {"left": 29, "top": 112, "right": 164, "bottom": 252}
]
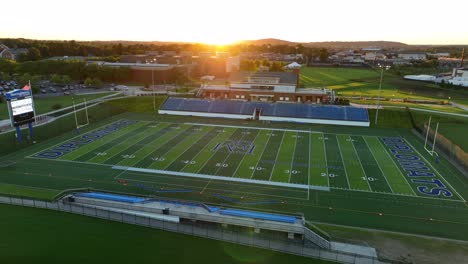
[
  {"left": 424, "top": 116, "right": 439, "bottom": 157},
  {"left": 73, "top": 98, "right": 90, "bottom": 130}
]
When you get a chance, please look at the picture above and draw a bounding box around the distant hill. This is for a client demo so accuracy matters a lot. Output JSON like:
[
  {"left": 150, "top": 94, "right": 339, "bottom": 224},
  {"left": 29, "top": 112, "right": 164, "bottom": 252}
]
[{"left": 239, "top": 39, "right": 409, "bottom": 49}]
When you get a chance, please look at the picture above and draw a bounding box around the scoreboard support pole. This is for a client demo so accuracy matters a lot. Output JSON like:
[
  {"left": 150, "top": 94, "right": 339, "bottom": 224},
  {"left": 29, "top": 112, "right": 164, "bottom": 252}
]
[
  {"left": 15, "top": 126, "right": 22, "bottom": 143},
  {"left": 28, "top": 122, "right": 33, "bottom": 141}
]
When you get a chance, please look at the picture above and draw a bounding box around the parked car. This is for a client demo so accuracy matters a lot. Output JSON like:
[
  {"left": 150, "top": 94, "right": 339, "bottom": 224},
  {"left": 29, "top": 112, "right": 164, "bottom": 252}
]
[
  {"left": 41, "top": 89, "right": 47, "bottom": 93},
  {"left": 64, "top": 91, "right": 70, "bottom": 95}
]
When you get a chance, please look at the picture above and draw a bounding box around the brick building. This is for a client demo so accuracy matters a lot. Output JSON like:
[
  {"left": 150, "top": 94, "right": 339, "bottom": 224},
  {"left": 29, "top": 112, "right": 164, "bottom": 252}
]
[{"left": 200, "top": 70, "right": 333, "bottom": 103}]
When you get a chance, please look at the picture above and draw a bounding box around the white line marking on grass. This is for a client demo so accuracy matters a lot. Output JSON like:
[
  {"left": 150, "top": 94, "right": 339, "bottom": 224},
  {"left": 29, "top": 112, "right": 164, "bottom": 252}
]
[
  {"left": 133, "top": 125, "right": 191, "bottom": 167},
  {"left": 27, "top": 119, "right": 132, "bottom": 158},
  {"left": 349, "top": 135, "right": 372, "bottom": 191},
  {"left": 231, "top": 130, "right": 261, "bottom": 178},
  {"left": 213, "top": 129, "right": 249, "bottom": 176},
  {"left": 26, "top": 156, "right": 114, "bottom": 167},
  {"left": 179, "top": 128, "right": 233, "bottom": 172},
  {"left": 249, "top": 130, "right": 273, "bottom": 179},
  {"left": 329, "top": 186, "right": 465, "bottom": 202},
  {"left": 0, "top": 182, "right": 61, "bottom": 192},
  {"left": 403, "top": 138, "right": 466, "bottom": 202},
  {"left": 363, "top": 137, "right": 394, "bottom": 194},
  {"left": 335, "top": 135, "right": 351, "bottom": 189},
  {"left": 184, "top": 122, "right": 322, "bottom": 134},
  {"left": 375, "top": 136, "right": 416, "bottom": 196},
  {"left": 287, "top": 132, "right": 299, "bottom": 184},
  {"left": 268, "top": 132, "right": 286, "bottom": 181},
  {"left": 162, "top": 127, "right": 213, "bottom": 170},
  {"left": 118, "top": 176, "right": 309, "bottom": 201},
  {"left": 321, "top": 133, "right": 330, "bottom": 187},
  {"left": 101, "top": 122, "right": 161, "bottom": 164},
  {"left": 112, "top": 166, "right": 311, "bottom": 190},
  {"left": 307, "top": 129, "right": 311, "bottom": 200}
]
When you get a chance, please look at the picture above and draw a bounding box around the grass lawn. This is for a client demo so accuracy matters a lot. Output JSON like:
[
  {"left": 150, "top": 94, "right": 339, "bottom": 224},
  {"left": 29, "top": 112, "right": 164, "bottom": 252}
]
[
  {"left": 0, "top": 204, "right": 329, "bottom": 264},
  {"left": 0, "top": 92, "right": 119, "bottom": 120},
  {"left": 351, "top": 99, "right": 468, "bottom": 114},
  {"left": 300, "top": 67, "right": 468, "bottom": 102}
]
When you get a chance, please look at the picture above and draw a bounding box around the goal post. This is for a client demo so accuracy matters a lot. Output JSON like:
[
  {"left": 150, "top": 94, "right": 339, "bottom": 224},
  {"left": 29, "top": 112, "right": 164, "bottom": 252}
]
[
  {"left": 73, "top": 98, "right": 90, "bottom": 132},
  {"left": 423, "top": 116, "right": 439, "bottom": 158}
]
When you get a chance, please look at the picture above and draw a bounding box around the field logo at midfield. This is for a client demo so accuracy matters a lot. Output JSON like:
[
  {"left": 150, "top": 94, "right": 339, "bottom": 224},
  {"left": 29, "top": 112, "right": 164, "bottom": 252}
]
[
  {"left": 212, "top": 140, "right": 255, "bottom": 155},
  {"left": 380, "top": 137, "right": 453, "bottom": 198},
  {"left": 34, "top": 120, "right": 137, "bottom": 159}
]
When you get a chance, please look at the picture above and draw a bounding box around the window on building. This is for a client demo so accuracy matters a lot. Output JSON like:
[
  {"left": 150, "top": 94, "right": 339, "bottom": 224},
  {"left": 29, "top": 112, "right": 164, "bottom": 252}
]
[
  {"left": 285, "top": 97, "right": 290, "bottom": 101},
  {"left": 235, "top": 95, "right": 240, "bottom": 99},
  {"left": 279, "top": 97, "right": 284, "bottom": 101},
  {"left": 240, "top": 95, "right": 245, "bottom": 99}
]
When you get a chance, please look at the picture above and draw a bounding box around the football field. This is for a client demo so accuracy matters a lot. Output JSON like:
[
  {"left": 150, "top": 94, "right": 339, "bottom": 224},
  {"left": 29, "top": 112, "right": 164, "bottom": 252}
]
[{"left": 29, "top": 119, "right": 463, "bottom": 201}]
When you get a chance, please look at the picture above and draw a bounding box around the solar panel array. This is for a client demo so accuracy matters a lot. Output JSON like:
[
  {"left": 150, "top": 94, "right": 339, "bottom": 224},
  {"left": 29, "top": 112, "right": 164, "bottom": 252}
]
[{"left": 160, "top": 97, "right": 369, "bottom": 122}]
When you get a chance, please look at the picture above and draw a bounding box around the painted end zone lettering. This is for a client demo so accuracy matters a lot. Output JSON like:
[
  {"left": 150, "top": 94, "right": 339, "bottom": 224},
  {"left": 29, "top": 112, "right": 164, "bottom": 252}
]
[
  {"left": 34, "top": 120, "right": 136, "bottom": 159},
  {"left": 380, "top": 137, "right": 453, "bottom": 198}
]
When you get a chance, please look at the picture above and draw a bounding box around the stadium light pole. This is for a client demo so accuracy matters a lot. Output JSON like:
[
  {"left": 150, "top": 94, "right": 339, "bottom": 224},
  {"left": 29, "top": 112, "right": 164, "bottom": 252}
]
[
  {"left": 152, "top": 68, "right": 155, "bottom": 112},
  {"left": 374, "top": 64, "right": 390, "bottom": 125}
]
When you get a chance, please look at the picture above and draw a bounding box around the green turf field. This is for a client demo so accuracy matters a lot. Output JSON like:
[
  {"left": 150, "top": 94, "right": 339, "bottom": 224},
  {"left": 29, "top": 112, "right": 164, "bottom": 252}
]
[
  {"left": 1, "top": 112, "right": 467, "bottom": 241},
  {"left": 27, "top": 119, "right": 463, "bottom": 201}
]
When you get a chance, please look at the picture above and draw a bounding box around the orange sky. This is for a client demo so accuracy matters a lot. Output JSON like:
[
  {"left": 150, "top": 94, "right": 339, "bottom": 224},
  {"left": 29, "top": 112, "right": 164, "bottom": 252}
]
[{"left": 1, "top": 0, "right": 467, "bottom": 45}]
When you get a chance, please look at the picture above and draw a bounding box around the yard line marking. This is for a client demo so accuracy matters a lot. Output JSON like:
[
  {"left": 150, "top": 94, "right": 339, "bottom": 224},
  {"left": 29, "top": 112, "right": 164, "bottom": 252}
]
[
  {"left": 184, "top": 122, "right": 322, "bottom": 134},
  {"left": 287, "top": 132, "right": 299, "bottom": 183},
  {"left": 375, "top": 136, "right": 416, "bottom": 196},
  {"left": 26, "top": 155, "right": 114, "bottom": 167},
  {"left": 179, "top": 129, "right": 234, "bottom": 172},
  {"left": 335, "top": 135, "right": 351, "bottom": 189},
  {"left": 162, "top": 126, "right": 213, "bottom": 170},
  {"left": 403, "top": 138, "right": 465, "bottom": 202},
  {"left": 268, "top": 131, "right": 286, "bottom": 182},
  {"left": 231, "top": 130, "right": 261, "bottom": 178},
  {"left": 321, "top": 133, "right": 330, "bottom": 187},
  {"left": 212, "top": 130, "right": 249, "bottom": 176},
  {"left": 121, "top": 171, "right": 309, "bottom": 195},
  {"left": 27, "top": 119, "right": 130, "bottom": 158},
  {"left": 118, "top": 176, "right": 309, "bottom": 201},
  {"left": 249, "top": 130, "right": 274, "bottom": 179},
  {"left": 134, "top": 124, "right": 192, "bottom": 166},
  {"left": 194, "top": 129, "right": 241, "bottom": 175},
  {"left": 101, "top": 122, "right": 162, "bottom": 163},
  {"left": 363, "top": 138, "right": 394, "bottom": 194},
  {"left": 349, "top": 135, "right": 372, "bottom": 191},
  {"left": 308, "top": 128, "right": 311, "bottom": 200}
]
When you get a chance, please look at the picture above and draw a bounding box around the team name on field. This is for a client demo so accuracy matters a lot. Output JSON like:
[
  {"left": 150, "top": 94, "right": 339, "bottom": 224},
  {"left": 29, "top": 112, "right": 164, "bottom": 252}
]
[
  {"left": 380, "top": 137, "right": 452, "bottom": 197},
  {"left": 34, "top": 120, "right": 137, "bottom": 159}
]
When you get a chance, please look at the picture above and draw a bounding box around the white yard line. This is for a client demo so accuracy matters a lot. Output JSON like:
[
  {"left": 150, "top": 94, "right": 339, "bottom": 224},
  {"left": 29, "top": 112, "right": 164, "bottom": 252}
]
[
  {"left": 335, "top": 135, "right": 351, "bottom": 189},
  {"left": 268, "top": 132, "right": 286, "bottom": 181},
  {"left": 349, "top": 136, "right": 372, "bottom": 191},
  {"left": 363, "top": 138, "right": 394, "bottom": 194},
  {"left": 179, "top": 129, "right": 233, "bottom": 172},
  {"left": 162, "top": 127, "right": 212, "bottom": 170},
  {"left": 231, "top": 130, "right": 261, "bottom": 178},
  {"left": 27, "top": 119, "right": 132, "bottom": 157},
  {"left": 321, "top": 133, "right": 330, "bottom": 187},
  {"left": 287, "top": 132, "right": 299, "bottom": 183},
  {"left": 184, "top": 122, "right": 322, "bottom": 134},
  {"left": 249, "top": 131, "right": 274, "bottom": 179},
  {"left": 374, "top": 136, "right": 416, "bottom": 196},
  {"left": 134, "top": 125, "right": 192, "bottom": 167},
  {"left": 403, "top": 138, "right": 466, "bottom": 202}
]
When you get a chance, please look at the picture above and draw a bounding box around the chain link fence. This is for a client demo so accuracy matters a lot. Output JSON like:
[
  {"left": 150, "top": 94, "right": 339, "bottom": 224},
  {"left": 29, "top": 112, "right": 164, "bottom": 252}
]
[{"left": 0, "top": 195, "right": 384, "bottom": 264}]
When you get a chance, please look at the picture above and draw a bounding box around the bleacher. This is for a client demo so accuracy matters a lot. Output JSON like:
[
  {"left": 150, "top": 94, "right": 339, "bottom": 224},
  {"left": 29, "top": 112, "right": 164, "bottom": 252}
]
[{"left": 159, "top": 97, "right": 369, "bottom": 126}]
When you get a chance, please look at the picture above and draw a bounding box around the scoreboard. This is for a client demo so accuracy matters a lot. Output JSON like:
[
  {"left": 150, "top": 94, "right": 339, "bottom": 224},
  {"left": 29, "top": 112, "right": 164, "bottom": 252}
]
[{"left": 5, "top": 89, "right": 35, "bottom": 126}]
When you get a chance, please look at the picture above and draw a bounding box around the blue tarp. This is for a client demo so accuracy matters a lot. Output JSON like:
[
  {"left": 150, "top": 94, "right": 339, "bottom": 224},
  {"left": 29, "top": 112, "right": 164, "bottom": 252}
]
[
  {"left": 75, "top": 192, "right": 146, "bottom": 203},
  {"left": 220, "top": 209, "right": 296, "bottom": 223}
]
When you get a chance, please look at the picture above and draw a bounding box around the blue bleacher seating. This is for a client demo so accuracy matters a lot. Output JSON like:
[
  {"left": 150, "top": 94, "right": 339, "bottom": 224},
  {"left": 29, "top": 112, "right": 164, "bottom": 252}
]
[{"left": 160, "top": 97, "right": 369, "bottom": 123}]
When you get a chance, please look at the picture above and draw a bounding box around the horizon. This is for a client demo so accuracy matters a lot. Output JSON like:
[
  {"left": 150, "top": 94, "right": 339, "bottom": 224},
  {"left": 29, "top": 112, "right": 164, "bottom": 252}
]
[{"left": 1, "top": 0, "right": 468, "bottom": 45}]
